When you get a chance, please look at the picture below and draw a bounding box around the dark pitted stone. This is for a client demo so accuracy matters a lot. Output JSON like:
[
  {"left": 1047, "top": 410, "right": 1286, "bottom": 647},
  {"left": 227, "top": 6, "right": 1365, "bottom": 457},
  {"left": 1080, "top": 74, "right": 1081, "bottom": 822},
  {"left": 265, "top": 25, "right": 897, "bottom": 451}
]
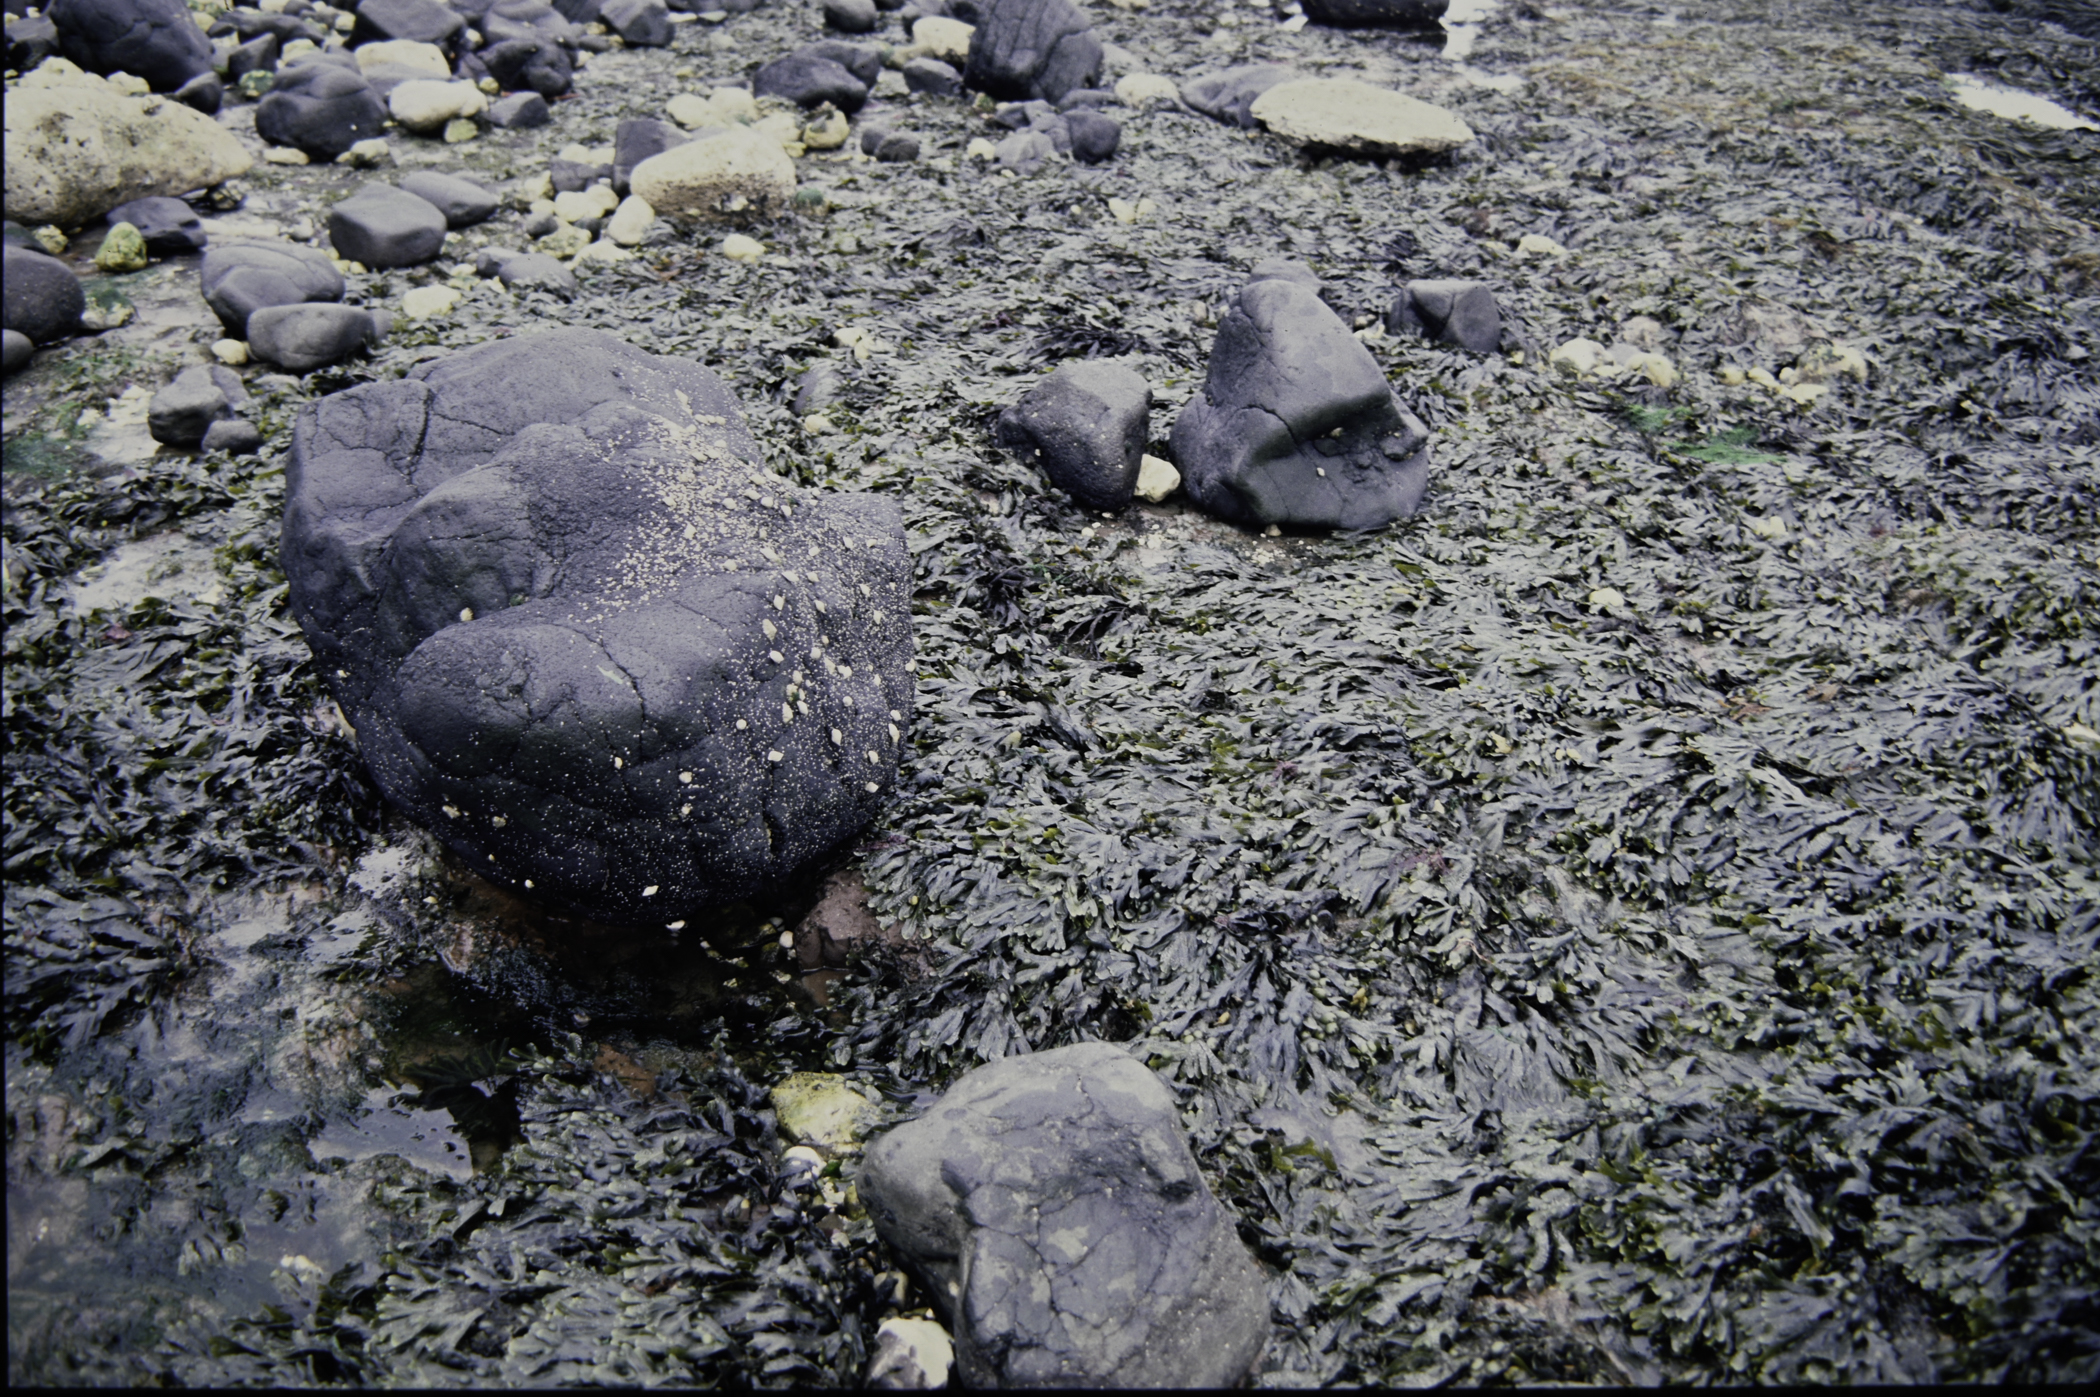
[
  {"left": 280, "top": 329, "right": 915, "bottom": 924},
  {"left": 475, "top": 246, "right": 578, "bottom": 297},
  {"left": 1171, "top": 268, "right": 1432, "bottom": 531},
  {"left": 328, "top": 183, "right": 448, "bottom": 269},
  {"left": 200, "top": 240, "right": 344, "bottom": 337},
  {"left": 351, "top": 0, "right": 466, "bottom": 49},
  {"left": 963, "top": 0, "right": 1100, "bottom": 104},
  {"left": 147, "top": 362, "right": 237, "bottom": 447},
  {"left": 104, "top": 196, "right": 206, "bottom": 256},
  {"left": 173, "top": 69, "right": 222, "bottom": 113},
  {"left": 2, "top": 244, "right": 86, "bottom": 345},
  {"left": 902, "top": 55, "right": 961, "bottom": 96},
  {"left": 49, "top": 0, "right": 215, "bottom": 91},
  {"left": 480, "top": 34, "right": 574, "bottom": 99},
  {"left": 6, "top": 13, "right": 59, "bottom": 71},
  {"left": 599, "top": 0, "right": 670, "bottom": 45},
  {"left": 801, "top": 39, "right": 883, "bottom": 86},
  {"left": 1302, "top": 0, "right": 1446, "bottom": 27},
  {"left": 248, "top": 302, "right": 383, "bottom": 371},
  {"left": 1065, "top": 109, "right": 1119, "bottom": 163},
  {"left": 225, "top": 32, "right": 279, "bottom": 84},
  {"left": 754, "top": 52, "right": 869, "bottom": 113},
  {"left": 1181, "top": 63, "right": 1297, "bottom": 128},
  {"left": 822, "top": 0, "right": 877, "bottom": 32},
  {"left": 487, "top": 89, "right": 552, "bottom": 127},
  {"left": 399, "top": 171, "right": 500, "bottom": 229},
  {"left": 1387, "top": 278, "right": 1502, "bottom": 355},
  {"left": 255, "top": 59, "right": 388, "bottom": 160},
  {"left": 4, "top": 328, "right": 36, "bottom": 374},
  {"left": 859, "top": 1043, "right": 1269, "bottom": 1390},
  {"left": 873, "top": 132, "right": 919, "bottom": 161},
  {"left": 201, "top": 417, "right": 265, "bottom": 454},
  {"left": 550, "top": 157, "right": 611, "bottom": 193},
  {"left": 997, "top": 359, "right": 1150, "bottom": 511},
  {"left": 614, "top": 118, "right": 686, "bottom": 197}
]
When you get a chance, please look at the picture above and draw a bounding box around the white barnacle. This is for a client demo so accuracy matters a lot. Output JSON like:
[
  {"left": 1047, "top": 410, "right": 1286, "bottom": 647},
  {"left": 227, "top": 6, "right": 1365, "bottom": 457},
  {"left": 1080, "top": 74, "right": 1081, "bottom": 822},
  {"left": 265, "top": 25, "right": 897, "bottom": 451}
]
[
  {"left": 890, "top": 710, "right": 903, "bottom": 721},
  {"left": 642, "top": 885, "right": 659, "bottom": 897},
  {"left": 860, "top": 584, "right": 871, "bottom": 598},
  {"left": 736, "top": 719, "right": 749, "bottom": 730},
  {"left": 831, "top": 728, "right": 843, "bottom": 745},
  {"left": 768, "top": 749, "right": 784, "bottom": 763},
  {"left": 524, "top": 878, "right": 535, "bottom": 889},
  {"left": 490, "top": 853, "right": 498, "bottom": 862},
  {"left": 613, "top": 756, "right": 624, "bottom": 769},
  {"left": 680, "top": 803, "right": 692, "bottom": 816},
  {"left": 763, "top": 618, "right": 778, "bottom": 640},
  {"left": 443, "top": 804, "right": 462, "bottom": 819},
  {"left": 772, "top": 595, "right": 785, "bottom": 611},
  {"left": 797, "top": 700, "right": 810, "bottom": 716},
  {"left": 782, "top": 703, "right": 795, "bottom": 723},
  {"left": 459, "top": 607, "right": 474, "bottom": 623},
  {"left": 492, "top": 815, "right": 508, "bottom": 827},
  {"left": 875, "top": 610, "right": 886, "bottom": 623},
  {"left": 889, "top": 723, "right": 901, "bottom": 742},
  {"left": 866, "top": 750, "right": 879, "bottom": 763},
  {"left": 843, "top": 696, "right": 854, "bottom": 707},
  {"left": 679, "top": 771, "right": 694, "bottom": 784},
  {"left": 815, "top": 600, "right": 827, "bottom": 614},
  {"left": 840, "top": 665, "right": 853, "bottom": 678},
  {"left": 807, "top": 544, "right": 820, "bottom": 558},
  {"left": 668, "top": 920, "right": 686, "bottom": 930},
  {"left": 864, "top": 781, "right": 880, "bottom": 793},
  {"left": 769, "top": 650, "right": 785, "bottom": 663}
]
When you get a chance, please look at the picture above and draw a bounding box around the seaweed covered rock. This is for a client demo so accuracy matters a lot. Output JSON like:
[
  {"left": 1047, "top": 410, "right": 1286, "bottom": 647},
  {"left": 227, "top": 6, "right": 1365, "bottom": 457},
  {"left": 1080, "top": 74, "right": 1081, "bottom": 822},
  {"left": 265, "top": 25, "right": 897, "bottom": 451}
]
[
  {"left": 963, "top": 0, "right": 1101, "bottom": 104},
  {"left": 996, "top": 359, "right": 1151, "bottom": 512},
  {"left": 1171, "top": 261, "right": 1432, "bottom": 530},
  {"left": 859, "top": 1042, "right": 1269, "bottom": 1389},
  {"left": 49, "top": 0, "right": 214, "bottom": 92},
  {"left": 281, "top": 329, "right": 915, "bottom": 925}
]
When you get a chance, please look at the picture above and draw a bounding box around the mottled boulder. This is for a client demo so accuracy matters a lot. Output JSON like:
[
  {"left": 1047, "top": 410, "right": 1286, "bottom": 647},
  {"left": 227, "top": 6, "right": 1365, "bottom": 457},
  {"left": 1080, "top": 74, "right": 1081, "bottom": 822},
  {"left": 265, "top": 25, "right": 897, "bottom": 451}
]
[
  {"left": 859, "top": 1043, "right": 1269, "bottom": 1389},
  {"left": 49, "top": 0, "right": 214, "bottom": 92},
  {"left": 963, "top": 0, "right": 1100, "bottom": 103},
  {"left": 629, "top": 127, "right": 797, "bottom": 220},
  {"left": 1387, "top": 278, "right": 1502, "bottom": 354},
  {"left": 1250, "top": 79, "right": 1473, "bottom": 158},
  {"left": 997, "top": 359, "right": 1150, "bottom": 511},
  {"left": 327, "top": 182, "right": 448, "bottom": 268},
  {"left": 2, "top": 243, "right": 85, "bottom": 344},
  {"left": 200, "top": 240, "right": 344, "bottom": 336},
  {"left": 280, "top": 330, "right": 915, "bottom": 924},
  {"left": 1171, "top": 262, "right": 1432, "bottom": 531},
  {"left": 801, "top": 39, "right": 883, "bottom": 87},
  {"left": 902, "top": 55, "right": 962, "bottom": 96},
  {"left": 103, "top": 195, "right": 205, "bottom": 256},
  {"left": 1301, "top": 0, "right": 1446, "bottom": 27},
  {"left": 1179, "top": 63, "right": 1296, "bottom": 128},
  {"left": 256, "top": 59, "right": 389, "bottom": 160}
]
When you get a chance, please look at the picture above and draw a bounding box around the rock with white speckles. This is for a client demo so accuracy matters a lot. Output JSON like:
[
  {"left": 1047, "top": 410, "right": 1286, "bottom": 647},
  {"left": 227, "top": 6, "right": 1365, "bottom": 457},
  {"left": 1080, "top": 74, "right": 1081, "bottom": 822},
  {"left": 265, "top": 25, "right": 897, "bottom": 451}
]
[
  {"left": 858, "top": 1042, "right": 1269, "bottom": 1389},
  {"left": 282, "top": 329, "right": 915, "bottom": 925}
]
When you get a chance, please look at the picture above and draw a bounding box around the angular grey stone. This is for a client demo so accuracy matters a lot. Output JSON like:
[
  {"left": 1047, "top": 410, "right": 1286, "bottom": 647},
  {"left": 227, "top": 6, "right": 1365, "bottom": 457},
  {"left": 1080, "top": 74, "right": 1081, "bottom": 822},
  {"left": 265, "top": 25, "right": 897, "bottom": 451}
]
[
  {"left": 173, "top": 70, "right": 223, "bottom": 114},
  {"left": 1181, "top": 63, "right": 1296, "bottom": 128},
  {"left": 148, "top": 362, "right": 235, "bottom": 447},
  {"left": 997, "top": 359, "right": 1150, "bottom": 511},
  {"left": 247, "top": 302, "right": 382, "bottom": 371},
  {"left": 225, "top": 32, "right": 278, "bottom": 84},
  {"left": 859, "top": 1043, "right": 1269, "bottom": 1390},
  {"left": 49, "top": 0, "right": 215, "bottom": 92},
  {"left": 351, "top": 0, "right": 466, "bottom": 48},
  {"left": 801, "top": 39, "right": 883, "bottom": 86},
  {"left": 328, "top": 183, "right": 448, "bottom": 269},
  {"left": 2, "top": 244, "right": 86, "bottom": 345},
  {"left": 480, "top": 34, "right": 574, "bottom": 100},
  {"left": 486, "top": 90, "right": 552, "bottom": 127},
  {"left": 613, "top": 118, "right": 687, "bottom": 197},
  {"left": 1301, "top": 0, "right": 1446, "bottom": 26},
  {"left": 4, "top": 327, "right": 36, "bottom": 373},
  {"left": 398, "top": 171, "right": 500, "bottom": 229},
  {"left": 475, "top": 246, "right": 578, "bottom": 297},
  {"left": 1387, "top": 278, "right": 1501, "bottom": 354},
  {"left": 201, "top": 416, "right": 265, "bottom": 454},
  {"left": 6, "top": 14, "right": 61, "bottom": 73},
  {"left": 1065, "top": 109, "right": 1118, "bottom": 163},
  {"left": 199, "top": 240, "right": 344, "bottom": 337},
  {"left": 753, "top": 52, "right": 869, "bottom": 113},
  {"left": 280, "top": 329, "right": 916, "bottom": 924},
  {"left": 901, "top": 55, "right": 962, "bottom": 97},
  {"left": 104, "top": 195, "right": 206, "bottom": 257},
  {"left": 599, "top": 0, "right": 671, "bottom": 46},
  {"left": 963, "top": 0, "right": 1101, "bottom": 103},
  {"left": 255, "top": 59, "right": 388, "bottom": 160},
  {"left": 1171, "top": 271, "right": 1432, "bottom": 531},
  {"left": 550, "top": 157, "right": 612, "bottom": 193}
]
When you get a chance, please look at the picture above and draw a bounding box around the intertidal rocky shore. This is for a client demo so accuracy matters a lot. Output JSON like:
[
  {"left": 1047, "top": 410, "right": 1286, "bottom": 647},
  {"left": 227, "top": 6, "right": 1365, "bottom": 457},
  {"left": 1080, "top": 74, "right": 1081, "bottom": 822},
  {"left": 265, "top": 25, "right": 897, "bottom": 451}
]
[{"left": 4, "top": 0, "right": 2097, "bottom": 1388}]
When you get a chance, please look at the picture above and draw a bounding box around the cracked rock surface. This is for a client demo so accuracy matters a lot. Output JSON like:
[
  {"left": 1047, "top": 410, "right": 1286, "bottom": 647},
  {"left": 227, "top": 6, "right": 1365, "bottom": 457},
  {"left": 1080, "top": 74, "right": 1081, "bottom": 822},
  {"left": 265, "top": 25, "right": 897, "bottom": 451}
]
[
  {"left": 859, "top": 1041, "right": 1268, "bottom": 1389},
  {"left": 282, "top": 327, "right": 913, "bottom": 924}
]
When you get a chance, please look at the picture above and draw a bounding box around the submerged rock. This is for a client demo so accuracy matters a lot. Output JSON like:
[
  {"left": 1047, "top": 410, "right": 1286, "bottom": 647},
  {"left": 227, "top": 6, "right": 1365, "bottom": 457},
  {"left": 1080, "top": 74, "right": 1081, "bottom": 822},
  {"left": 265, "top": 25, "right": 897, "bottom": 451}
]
[
  {"left": 280, "top": 330, "right": 915, "bottom": 924},
  {"left": 859, "top": 1042, "right": 1269, "bottom": 1389},
  {"left": 1171, "top": 261, "right": 1432, "bottom": 531}
]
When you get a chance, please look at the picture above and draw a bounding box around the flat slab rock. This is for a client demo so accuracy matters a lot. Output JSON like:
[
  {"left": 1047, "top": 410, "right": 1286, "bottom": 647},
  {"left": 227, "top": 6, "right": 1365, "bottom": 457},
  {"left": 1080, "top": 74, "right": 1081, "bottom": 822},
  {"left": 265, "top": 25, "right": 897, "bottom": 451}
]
[
  {"left": 281, "top": 329, "right": 914, "bottom": 925},
  {"left": 858, "top": 1042, "right": 1269, "bottom": 1389},
  {"left": 1251, "top": 78, "right": 1473, "bottom": 156}
]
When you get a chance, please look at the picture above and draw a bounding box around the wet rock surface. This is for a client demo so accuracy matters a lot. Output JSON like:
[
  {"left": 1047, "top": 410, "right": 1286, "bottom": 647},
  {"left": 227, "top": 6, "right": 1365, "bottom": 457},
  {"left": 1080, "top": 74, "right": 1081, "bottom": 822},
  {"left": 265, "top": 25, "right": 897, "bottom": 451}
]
[
  {"left": 860, "top": 1042, "right": 1269, "bottom": 1389},
  {"left": 996, "top": 358, "right": 1151, "bottom": 511}
]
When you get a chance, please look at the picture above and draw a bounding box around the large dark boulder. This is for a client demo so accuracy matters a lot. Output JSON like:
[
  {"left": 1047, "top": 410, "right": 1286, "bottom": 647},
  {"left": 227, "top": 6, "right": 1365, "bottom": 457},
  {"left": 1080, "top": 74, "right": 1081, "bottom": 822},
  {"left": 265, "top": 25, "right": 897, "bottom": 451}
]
[
  {"left": 351, "top": 0, "right": 467, "bottom": 49},
  {"left": 327, "top": 183, "right": 449, "bottom": 269},
  {"left": 1170, "top": 262, "right": 1432, "bottom": 531},
  {"left": 997, "top": 360, "right": 1150, "bottom": 512},
  {"left": 753, "top": 52, "right": 869, "bottom": 112},
  {"left": 255, "top": 59, "right": 388, "bottom": 160},
  {"left": 613, "top": 118, "right": 687, "bottom": 197},
  {"left": 49, "top": 0, "right": 214, "bottom": 92},
  {"left": 200, "top": 240, "right": 345, "bottom": 337},
  {"left": 2, "top": 244, "right": 86, "bottom": 345},
  {"left": 280, "top": 330, "right": 915, "bottom": 925},
  {"left": 963, "top": 0, "right": 1101, "bottom": 104},
  {"left": 800, "top": 39, "right": 883, "bottom": 87},
  {"left": 479, "top": 34, "right": 574, "bottom": 100},
  {"left": 1301, "top": 0, "right": 1446, "bottom": 27},
  {"left": 248, "top": 302, "right": 384, "bottom": 371},
  {"left": 859, "top": 1043, "right": 1270, "bottom": 1389},
  {"left": 147, "top": 362, "right": 243, "bottom": 447}
]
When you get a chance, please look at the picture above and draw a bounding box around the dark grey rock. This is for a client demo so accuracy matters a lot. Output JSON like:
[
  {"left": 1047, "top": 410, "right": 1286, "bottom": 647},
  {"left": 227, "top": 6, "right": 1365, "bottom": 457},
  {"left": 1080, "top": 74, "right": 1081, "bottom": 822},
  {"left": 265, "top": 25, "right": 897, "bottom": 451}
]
[
  {"left": 3, "top": 328, "right": 34, "bottom": 373},
  {"left": 328, "top": 183, "right": 448, "bottom": 269},
  {"left": 753, "top": 53, "right": 869, "bottom": 113},
  {"left": 1065, "top": 109, "right": 1118, "bottom": 163},
  {"left": 1055, "top": 85, "right": 1114, "bottom": 109},
  {"left": 822, "top": 0, "right": 877, "bottom": 32},
  {"left": 901, "top": 55, "right": 961, "bottom": 96},
  {"left": 599, "top": 0, "right": 670, "bottom": 45},
  {"left": 868, "top": 131, "right": 919, "bottom": 161},
  {"left": 523, "top": 210, "right": 561, "bottom": 239},
  {"left": 352, "top": 0, "right": 466, "bottom": 48},
  {"left": 247, "top": 302, "right": 382, "bottom": 371},
  {"left": 550, "top": 157, "right": 612, "bottom": 193},
  {"left": 479, "top": 36, "right": 574, "bottom": 99},
  {"left": 173, "top": 69, "right": 222, "bottom": 113},
  {"left": 1387, "top": 278, "right": 1501, "bottom": 354},
  {"left": 148, "top": 363, "right": 236, "bottom": 448},
  {"left": 476, "top": 247, "right": 578, "bottom": 297},
  {"left": 997, "top": 359, "right": 1150, "bottom": 511},
  {"left": 793, "top": 361, "right": 845, "bottom": 416},
  {"left": 2, "top": 244, "right": 85, "bottom": 345},
  {"left": 1181, "top": 63, "right": 1297, "bottom": 128},
  {"left": 1249, "top": 255, "right": 1322, "bottom": 293},
  {"left": 550, "top": 0, "right": 603, "bottom": 21},
  {"left": 399, "top": 171, "right": 500, "bottom": 229},
  {"left": 201, "top": 417, "right": 265, "bottom": 454},
  {"left": 963, "top": 0, "right": 1100, "bottom": 104},
  {"left": 207, "top": 10, "right": 323, "bottom": 45},
  {"left": 49, "top": 0, "right": 215, "bottom": 91},
  {"left": 255, "top": 59, "right": 388, "bottom": 160},
  {"left": 1171, "top": 271, "right": 1432, "bottom": 531},
  {"left": 1302, "top": 0, "right": 1446, "bottom": 27},
  {"left": 225, "top": 32, "right": 278, "bottom": 84},
  {"left": 104, "top": 196, "right": 206, "bottom": 256},
  {"left": 994, "top": 128, "right": 1055, "bottom": 174},
  {"left": 859, "top": 1042, "right": 1269, "bottom": 1390},
  {"left": 486, "top": 90, "right": 552, "bottom": 127},
  {"left": 200, "top": 240, "right": 344, "bottom": 337},
  {"left": 613, "top": 118, "right": 686, "bottom": 197},
  {"left": 801, "top": 39, "right": 883, "bottom": 86},
  {"left": 280, "top": 328, "right": 915, "bottom": 924},
  {"left": 6, "top": 13, "right": 59, "bottom": 71}
]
